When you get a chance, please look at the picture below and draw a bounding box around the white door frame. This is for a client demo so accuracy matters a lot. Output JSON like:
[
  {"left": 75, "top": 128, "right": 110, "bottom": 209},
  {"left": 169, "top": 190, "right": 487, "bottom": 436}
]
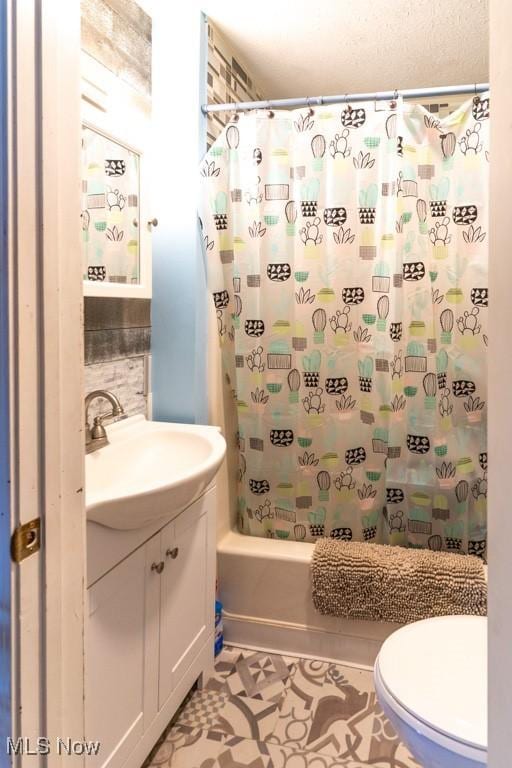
[
  {"left": 488, "top": 1, "right": 512, "bottom": 764},
  {"left": 8, "top": 0, "right": 85, "bottom": 763},
  {"left": 0, "top": 0, "right": 12, "bottom": 760},
  {"left": 3, "top": 1, "right": 509, "bottom": 766}
]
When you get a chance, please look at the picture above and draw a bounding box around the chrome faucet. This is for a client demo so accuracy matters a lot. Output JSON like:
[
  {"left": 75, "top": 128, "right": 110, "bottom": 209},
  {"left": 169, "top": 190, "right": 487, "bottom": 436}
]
[{"left": 85, "top": 390, "right": 124, "bottom": 454}]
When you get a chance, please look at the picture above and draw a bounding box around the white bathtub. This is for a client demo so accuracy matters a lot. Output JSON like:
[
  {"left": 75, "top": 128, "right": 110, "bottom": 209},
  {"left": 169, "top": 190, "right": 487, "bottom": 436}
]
[
  {"left": 217, "top": 531, "right": 401, "bottom": 668},
  {"left": 211, "top": 352, "right": 487, "bottom": 668}
]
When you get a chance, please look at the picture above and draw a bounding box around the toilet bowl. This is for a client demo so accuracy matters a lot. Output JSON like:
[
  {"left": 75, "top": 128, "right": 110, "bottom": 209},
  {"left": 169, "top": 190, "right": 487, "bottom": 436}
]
[{"left": 374, "top": 615, "right": 487, "bottom": 768}]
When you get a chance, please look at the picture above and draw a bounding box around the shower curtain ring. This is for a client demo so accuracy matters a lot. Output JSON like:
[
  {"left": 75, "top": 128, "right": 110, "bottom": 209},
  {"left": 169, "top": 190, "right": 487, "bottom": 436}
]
[
  {"left": 473, "top": 83, "right": 480, "bottom": 105},
  {"left": 306, "top": 97, "right": 314, "bottom": 116},
  {"left": 265, "top": 100, "right": 274, "bottom": 118}
]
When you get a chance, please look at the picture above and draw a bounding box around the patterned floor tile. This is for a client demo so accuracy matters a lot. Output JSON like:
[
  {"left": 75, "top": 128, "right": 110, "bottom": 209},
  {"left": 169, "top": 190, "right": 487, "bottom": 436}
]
[
  {"left": 341, "top": 694, "right": 420, "bottom": 768},
  {"left": 212, "top": 646, "right": 248, "bottom": 677},
  {"left": 175, "top": 689, "right": 230, "bottom": 731},
  {"left": 268, "top": 660, "right": 418, "bottom": 767},
  {"left": 216, "top": 735, "right": 372, "bottom": 768},
  {"left": 147, "top": 724, "right": 226, "bottom": 767},
  {"left": 206, "top": 647, "right": 255, "bottom": 693},
  {"left": 215, "top": 735, "right": 272, "bottom": 768},
  {"left": 206, "top": 647, "right": 297, "bottom": 704},
  {"left": 143, "top": 649, "right": 419, "bottom": 768},
  {"left": 284, "top": 660, "right": 373, "bottom": 712},
  {"left": 211, "top": 694, "right": 280, "bottom": 741}
]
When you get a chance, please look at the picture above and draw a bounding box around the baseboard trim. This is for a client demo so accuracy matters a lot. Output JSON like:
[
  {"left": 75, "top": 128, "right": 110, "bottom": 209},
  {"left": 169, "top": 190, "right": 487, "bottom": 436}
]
[{"left": 222, "top": 609, "right": 393, "bottom": 669}]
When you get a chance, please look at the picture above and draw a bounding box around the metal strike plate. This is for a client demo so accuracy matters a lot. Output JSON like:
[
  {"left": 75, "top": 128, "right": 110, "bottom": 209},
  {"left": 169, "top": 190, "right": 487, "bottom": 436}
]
[{"left": 11, "top": 518, "right": 41, "bottom": 563}]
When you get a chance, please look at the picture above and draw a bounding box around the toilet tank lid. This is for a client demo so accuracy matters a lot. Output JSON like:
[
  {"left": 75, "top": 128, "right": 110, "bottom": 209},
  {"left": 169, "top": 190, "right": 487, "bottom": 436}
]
[{"left": 376, "top": 615, "right": 487, "bottom": 750}]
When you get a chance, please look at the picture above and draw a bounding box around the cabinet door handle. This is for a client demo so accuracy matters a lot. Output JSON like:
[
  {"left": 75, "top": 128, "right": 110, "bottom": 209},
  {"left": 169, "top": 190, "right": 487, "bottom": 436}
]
[
  {"left": 151, "top": 561, "right": 165, "bottom": 574},
  {"left": 166, "top": 547, "right": 179, "bottom": 560}
]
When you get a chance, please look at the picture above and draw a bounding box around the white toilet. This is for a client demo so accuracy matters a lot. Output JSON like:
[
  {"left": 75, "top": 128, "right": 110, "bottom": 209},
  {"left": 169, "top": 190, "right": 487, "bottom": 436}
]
[{"left": 374, "top": 615, "right": 487, "bottom": 767}]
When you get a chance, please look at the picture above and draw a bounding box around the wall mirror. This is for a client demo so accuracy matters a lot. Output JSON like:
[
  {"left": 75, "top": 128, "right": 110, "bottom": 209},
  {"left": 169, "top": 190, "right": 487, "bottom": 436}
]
[
  {"left": 82, "top": 125, "right": 140, "bottom": 284},
  {"left": 81, "top": 51, "right": 152, "bottom": 298}
]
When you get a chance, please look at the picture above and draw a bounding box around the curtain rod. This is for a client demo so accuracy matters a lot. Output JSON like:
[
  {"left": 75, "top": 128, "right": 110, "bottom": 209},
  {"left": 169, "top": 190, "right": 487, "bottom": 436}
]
[{"left": 202, "top": 83, "right": 490, "bottom": 114}]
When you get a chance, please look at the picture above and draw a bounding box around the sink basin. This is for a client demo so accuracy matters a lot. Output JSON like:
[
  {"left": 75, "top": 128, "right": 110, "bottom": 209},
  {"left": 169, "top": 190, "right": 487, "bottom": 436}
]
[{"left": 86, "top": 415, "right": 226, "bottom": 530}]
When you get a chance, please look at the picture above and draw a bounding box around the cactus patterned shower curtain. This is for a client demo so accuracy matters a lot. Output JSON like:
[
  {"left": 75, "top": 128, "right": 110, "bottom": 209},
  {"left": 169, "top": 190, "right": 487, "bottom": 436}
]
[{"left": 200, "top": 95, "right": 489, "bottom": 556}]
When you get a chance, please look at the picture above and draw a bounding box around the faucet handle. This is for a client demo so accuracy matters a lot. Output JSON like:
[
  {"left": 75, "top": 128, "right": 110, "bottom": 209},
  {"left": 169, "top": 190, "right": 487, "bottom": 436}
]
[
  {"left": 90, "top": 416, "right": 108, "bottom": 440},
  {"left": 93, "top": 408, "right": 125, "bottom": 428},
  {"left": 85, "top": 416, "right": 109, "bottom": 453}
]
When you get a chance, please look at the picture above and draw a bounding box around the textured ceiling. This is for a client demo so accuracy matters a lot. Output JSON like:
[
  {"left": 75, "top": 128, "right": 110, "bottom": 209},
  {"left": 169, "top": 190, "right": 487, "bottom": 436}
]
[{"left": 203, "top": 0, "right": 489, "bottom": 99}]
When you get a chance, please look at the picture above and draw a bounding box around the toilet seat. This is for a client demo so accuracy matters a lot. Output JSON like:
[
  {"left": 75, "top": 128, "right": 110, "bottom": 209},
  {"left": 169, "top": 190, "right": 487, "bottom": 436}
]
[{"left": 375, "top": 615, "right": 487, "bottom": 763}]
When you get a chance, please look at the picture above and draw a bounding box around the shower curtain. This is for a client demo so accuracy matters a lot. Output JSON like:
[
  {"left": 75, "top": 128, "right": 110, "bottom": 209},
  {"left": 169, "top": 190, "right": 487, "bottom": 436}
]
[{"left": 200, "top": 95, "right": 488, "bottom": 556}]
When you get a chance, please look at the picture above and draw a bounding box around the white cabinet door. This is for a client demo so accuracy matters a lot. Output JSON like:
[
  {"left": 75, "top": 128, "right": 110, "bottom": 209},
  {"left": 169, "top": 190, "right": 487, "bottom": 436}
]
[
  {"left": 86, "top": 546, "right": 146, "bottom": 768},
  {"left": 158, "top": 497, "right": 210, "bottom": 709}
]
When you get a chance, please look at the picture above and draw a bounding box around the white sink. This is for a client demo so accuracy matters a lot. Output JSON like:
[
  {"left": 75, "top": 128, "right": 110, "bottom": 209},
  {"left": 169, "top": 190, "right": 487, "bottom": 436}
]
[{"left": 85, "top": 415, "right": 226, "bottom": 530}]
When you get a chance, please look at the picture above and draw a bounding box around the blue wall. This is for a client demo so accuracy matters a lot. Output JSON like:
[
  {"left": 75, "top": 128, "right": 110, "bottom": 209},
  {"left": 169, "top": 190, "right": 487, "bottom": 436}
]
[
  {"left": 151, "top": 9, "right": 208, "bottom": 425},
  {"left": 0, "top": 0, "right": 11, "bottom": 760}
]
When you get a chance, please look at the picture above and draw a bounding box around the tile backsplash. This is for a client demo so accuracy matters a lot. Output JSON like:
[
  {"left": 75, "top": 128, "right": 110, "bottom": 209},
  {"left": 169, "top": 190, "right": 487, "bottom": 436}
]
[
  {"left": 207, "top": 22, "right": 266, "bottom": 147},
  {"left": 84, "top": 356, "right": 147, "bottom": 421},
  {"left": 84, "top": 297, "right": 151, "bottom": 421}
]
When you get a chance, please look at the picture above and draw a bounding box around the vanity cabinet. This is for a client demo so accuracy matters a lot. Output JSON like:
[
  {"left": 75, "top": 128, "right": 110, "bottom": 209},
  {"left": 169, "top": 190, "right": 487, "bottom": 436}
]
[
  {"left": 86, "top": 545, "right": 146, "bottom": 768},
  {"left": 85, "top": 487, "right": 216, "bottom": 768},
  {"left": 158, "top": 500, "right": 210, "bottom": 708}
]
